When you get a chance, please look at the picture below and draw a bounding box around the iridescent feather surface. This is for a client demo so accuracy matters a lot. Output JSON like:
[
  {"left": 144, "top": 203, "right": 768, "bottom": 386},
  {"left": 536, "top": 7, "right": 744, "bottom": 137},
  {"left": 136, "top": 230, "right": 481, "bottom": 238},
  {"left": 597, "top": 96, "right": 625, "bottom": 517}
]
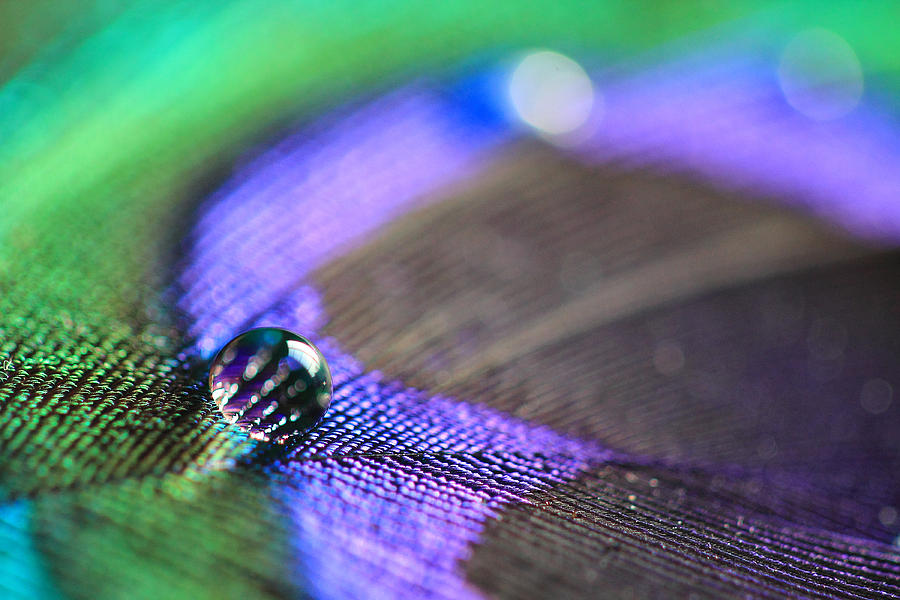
[{"left": 1, "top": 2, "right": 900, "bottom": 599}]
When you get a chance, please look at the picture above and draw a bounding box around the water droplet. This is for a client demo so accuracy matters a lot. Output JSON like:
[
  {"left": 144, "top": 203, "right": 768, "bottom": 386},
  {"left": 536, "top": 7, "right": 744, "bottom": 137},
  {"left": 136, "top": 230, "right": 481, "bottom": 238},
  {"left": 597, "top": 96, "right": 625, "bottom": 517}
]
[{"left": 208, "top": 328, "right": 332, "bottom": 443}]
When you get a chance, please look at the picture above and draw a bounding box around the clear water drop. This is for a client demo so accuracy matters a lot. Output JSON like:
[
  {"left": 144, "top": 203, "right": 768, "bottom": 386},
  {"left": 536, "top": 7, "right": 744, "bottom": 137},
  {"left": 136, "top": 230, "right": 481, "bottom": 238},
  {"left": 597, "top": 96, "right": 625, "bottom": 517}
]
[{"left": 209, "top": 327, "right": 332, "bottom": 443}]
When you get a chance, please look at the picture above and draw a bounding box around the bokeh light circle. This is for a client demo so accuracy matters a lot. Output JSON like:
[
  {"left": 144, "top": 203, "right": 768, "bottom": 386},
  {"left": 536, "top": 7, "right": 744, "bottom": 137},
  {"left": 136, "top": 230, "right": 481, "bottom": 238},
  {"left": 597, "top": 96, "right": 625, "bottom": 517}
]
[
  {"left": 508, "top": 49, "right": 596, "bottom": 136},
  {"left": 778, "top": 28, "right": 863, "bottom": 121}
]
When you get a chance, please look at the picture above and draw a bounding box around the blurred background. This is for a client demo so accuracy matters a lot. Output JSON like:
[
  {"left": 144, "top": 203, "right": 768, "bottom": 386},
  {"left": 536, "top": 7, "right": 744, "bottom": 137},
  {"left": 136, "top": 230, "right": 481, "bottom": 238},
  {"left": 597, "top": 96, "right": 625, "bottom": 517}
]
[{"left": 2, "top": 2, "right": 900, "bottom": 599}]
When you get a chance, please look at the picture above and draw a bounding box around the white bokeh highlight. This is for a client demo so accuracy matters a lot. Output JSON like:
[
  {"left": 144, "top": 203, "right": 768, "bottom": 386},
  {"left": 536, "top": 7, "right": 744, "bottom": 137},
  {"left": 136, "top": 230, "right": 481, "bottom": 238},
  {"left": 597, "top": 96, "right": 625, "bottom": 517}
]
[
  {"left": 508, "top": 50, "right": 597, "bottom": 138},
  {"left": 778, "top": 28, "right": 863, "bottom": 121}
]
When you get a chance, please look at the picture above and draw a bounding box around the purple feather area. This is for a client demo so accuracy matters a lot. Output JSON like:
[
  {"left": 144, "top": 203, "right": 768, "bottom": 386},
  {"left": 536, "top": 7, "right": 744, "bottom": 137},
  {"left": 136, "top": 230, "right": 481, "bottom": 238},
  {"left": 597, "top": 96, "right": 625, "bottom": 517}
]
[{"left": 178, "top": 52, "right": 900, "bottom": 597}]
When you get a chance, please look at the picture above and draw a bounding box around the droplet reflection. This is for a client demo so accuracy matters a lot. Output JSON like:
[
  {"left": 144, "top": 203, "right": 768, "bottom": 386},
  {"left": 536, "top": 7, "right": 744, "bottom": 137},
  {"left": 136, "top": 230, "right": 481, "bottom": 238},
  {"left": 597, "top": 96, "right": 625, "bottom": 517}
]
[{"left": 209, "top": 327, "right": 333, "bottom": 443}]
